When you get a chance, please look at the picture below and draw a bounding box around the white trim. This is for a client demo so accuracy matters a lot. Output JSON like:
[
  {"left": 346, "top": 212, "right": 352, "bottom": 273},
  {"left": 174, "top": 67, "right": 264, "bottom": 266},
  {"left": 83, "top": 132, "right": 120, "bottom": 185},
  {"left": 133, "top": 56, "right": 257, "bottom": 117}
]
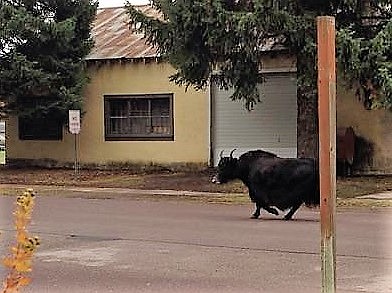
[
  {"left": 207, "top": 81, "right": 212, "bottom": 166},
  {"left": 260, "top": 67, "right": 297, "bottom": 73},
  {"left": 212, "top": 67, "right": 297, "bottom": 76}
]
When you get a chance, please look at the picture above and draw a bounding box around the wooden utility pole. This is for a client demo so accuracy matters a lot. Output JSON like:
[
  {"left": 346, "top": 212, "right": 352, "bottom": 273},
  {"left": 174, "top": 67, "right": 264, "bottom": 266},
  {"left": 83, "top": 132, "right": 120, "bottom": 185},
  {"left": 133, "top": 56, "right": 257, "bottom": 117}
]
[{"left": 317, "top": 16, "right": 337, "bottom": 293}]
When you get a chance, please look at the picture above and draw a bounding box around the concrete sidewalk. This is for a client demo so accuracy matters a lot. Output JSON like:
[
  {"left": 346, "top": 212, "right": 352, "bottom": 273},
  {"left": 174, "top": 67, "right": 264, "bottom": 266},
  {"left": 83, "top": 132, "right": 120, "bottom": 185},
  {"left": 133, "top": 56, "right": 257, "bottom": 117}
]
[
  {"left": 0, "top": 183, "right": 240, "bottom": 198},
  {"left": 356, "top": 191, "right": 392, "bottom": 200}
]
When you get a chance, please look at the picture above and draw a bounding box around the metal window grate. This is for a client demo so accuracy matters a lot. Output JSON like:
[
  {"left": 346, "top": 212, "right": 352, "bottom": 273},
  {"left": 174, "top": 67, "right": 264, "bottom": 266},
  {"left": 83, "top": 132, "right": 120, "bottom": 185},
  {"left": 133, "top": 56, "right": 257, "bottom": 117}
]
[{"left": 105, "top": 94, "right": 173, "bottom": 141}]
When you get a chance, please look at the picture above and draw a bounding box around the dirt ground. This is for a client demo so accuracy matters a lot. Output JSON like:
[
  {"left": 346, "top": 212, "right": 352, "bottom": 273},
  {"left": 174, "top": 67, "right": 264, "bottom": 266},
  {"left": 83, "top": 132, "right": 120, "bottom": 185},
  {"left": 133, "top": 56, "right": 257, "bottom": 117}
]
[
  {"left": 1, "top": 166, "right": 392, "bottom": 199},
  {"left": 0, "top": 167, "right": 245, "bottom": 193}
]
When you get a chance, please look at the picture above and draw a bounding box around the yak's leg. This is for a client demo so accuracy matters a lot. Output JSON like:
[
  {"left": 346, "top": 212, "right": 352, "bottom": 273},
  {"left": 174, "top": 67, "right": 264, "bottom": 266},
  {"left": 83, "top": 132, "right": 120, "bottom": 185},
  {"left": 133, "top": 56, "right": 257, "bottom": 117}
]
[
  {"left": 251, "top": 202, "right": 279, "bottom": 219},
  {"left": 283, "top": 202, "right": 302, "bottom": 220},
  {"left": 251, "top": 203, "right": 261, "bottom": 219},
  {"left": 249, "top": 187, "right": 279, "bottom": 218},
  {"left": 263, "top": 205, "right": 279, "bottom": 216}
]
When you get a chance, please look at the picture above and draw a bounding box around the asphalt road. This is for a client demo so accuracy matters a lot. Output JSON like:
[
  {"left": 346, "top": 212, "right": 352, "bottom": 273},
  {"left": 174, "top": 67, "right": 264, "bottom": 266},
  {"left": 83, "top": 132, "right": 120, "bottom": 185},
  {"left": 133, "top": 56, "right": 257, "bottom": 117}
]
[{"left": 0, "top": 194, "right": 391, "bottom": 293}]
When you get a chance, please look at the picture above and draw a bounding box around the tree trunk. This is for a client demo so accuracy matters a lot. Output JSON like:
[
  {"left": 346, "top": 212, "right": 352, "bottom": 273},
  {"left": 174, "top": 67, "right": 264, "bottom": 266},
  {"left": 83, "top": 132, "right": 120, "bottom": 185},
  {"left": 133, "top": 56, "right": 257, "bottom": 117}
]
[{"left": 297, "top": 89, "right": 319, "bottom": 159}]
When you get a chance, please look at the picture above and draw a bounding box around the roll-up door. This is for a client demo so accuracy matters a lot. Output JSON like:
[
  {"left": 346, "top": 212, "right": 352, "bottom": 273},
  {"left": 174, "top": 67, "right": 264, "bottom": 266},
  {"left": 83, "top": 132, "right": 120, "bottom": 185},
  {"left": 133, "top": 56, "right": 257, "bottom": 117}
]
[{"left": 211, "top": 72, "right": 297, "bottom": 166}]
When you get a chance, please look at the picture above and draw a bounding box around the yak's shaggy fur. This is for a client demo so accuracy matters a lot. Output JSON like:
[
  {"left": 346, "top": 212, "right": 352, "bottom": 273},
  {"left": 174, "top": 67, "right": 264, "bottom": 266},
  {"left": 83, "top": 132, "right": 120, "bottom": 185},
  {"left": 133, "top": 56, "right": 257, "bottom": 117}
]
[{"left": 213, "top": 150, "right": 319, "bottom": 220}]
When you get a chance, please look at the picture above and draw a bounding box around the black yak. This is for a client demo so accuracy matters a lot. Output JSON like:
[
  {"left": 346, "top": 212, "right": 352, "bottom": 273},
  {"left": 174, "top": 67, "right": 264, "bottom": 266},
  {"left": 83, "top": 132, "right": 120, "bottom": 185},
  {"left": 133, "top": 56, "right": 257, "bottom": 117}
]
[{"left": 212, "top": 149, "right": 319, "bottom": 220}]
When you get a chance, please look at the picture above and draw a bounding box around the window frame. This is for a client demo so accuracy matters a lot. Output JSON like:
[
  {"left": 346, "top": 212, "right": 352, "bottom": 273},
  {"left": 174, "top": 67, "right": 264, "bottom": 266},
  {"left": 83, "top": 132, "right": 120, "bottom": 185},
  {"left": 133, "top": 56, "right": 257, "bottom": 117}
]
[
  {"left": 104, "top": 94, "right": 174, "bottom": 141},
  {"left": 17, "top": 97, "right": 63, "bottom": 141}
]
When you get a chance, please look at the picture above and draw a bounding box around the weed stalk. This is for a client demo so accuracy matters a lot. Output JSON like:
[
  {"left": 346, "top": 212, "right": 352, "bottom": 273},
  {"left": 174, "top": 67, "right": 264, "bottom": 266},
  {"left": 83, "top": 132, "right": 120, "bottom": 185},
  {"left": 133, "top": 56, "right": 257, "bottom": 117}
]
[{"left": 2, "top": 189, "right": 40, "bottom": 293}]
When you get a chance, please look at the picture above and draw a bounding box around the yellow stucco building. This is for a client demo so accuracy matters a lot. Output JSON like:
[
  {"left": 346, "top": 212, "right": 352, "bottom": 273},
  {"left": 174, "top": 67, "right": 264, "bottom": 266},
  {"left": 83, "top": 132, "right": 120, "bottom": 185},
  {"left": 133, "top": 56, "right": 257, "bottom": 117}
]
[{"left": 7, "top": 61, "right": 210, "bottom": 167}]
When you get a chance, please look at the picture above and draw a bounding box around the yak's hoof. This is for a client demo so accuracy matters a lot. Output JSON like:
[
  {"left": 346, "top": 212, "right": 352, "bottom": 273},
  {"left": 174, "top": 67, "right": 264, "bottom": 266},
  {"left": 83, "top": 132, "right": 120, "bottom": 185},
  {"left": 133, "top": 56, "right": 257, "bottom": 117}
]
[
  {"left": 250, "top": 214, "right": 260, "bottom": 219},
  {"left": 283, "top": 215, "right": 293, "bottom": 221}
]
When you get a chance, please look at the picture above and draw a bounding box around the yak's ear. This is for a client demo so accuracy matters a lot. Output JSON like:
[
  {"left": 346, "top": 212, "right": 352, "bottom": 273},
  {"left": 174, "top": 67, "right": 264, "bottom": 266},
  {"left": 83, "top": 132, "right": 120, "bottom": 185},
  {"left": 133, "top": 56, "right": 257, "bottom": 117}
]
[{"left": 230, "top": 149, "right": 237, "bottom": 159}]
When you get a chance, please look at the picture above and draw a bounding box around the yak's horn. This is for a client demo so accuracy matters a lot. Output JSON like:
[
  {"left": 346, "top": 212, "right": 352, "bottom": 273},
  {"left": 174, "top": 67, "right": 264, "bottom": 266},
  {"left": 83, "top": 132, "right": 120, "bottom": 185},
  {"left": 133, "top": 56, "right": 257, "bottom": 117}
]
[
  {"left": 230, "top": 149, "right": 236, "bottom": 158},
  {"left": 219, "top": 150, "right": 224, "bottom": 159}
]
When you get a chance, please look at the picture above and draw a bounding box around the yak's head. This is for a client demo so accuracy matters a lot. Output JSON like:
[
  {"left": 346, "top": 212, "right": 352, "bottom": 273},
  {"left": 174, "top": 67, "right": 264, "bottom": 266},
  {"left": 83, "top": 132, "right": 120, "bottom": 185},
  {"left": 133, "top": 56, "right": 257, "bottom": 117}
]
[{"left": 212, "top": 149, "right": 238, "bottom": 184}]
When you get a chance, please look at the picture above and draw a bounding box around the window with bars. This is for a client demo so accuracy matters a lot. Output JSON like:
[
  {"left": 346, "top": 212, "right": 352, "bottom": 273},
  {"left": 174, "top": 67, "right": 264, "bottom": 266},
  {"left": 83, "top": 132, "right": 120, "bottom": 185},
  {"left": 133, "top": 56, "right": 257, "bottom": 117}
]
[{"left": 104, "top": 94, "right": 174, "bottom": 141}]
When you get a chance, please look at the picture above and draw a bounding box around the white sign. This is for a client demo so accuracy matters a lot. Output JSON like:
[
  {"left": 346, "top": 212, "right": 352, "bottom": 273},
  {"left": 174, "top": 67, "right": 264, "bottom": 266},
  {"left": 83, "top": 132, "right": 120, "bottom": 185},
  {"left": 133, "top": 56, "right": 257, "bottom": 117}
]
[{"left": 69, "top": 110, "right": 81, "bottom": 134}]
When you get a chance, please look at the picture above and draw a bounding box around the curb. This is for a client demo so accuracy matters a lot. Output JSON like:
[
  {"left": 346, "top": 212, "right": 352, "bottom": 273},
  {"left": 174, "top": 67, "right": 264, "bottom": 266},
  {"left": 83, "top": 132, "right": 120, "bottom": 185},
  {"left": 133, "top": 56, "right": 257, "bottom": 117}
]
[
  {"left": 1, "top": 184, "right": 392, "bottom": 202},
  {"left": 0, "top": 184, "right": 241, "bottom": 198}
]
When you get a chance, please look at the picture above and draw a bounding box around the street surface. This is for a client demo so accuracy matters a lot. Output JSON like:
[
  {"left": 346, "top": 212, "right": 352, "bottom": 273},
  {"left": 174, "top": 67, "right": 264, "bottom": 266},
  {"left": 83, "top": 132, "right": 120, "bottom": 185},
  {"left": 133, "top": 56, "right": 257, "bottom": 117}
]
[{"left": 0, "top": 194, "right": 391, "bottom": 293}]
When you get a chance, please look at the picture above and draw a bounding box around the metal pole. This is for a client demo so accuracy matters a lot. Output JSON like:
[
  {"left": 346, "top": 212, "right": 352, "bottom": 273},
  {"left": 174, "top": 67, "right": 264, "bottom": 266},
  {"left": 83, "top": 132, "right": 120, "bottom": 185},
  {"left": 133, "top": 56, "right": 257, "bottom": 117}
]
[
  {"left": 74, "top": 133, "right": 79, "bottom": 177},
  {"left": 317, "top": 16, "right": 337, "bottom": 293}
]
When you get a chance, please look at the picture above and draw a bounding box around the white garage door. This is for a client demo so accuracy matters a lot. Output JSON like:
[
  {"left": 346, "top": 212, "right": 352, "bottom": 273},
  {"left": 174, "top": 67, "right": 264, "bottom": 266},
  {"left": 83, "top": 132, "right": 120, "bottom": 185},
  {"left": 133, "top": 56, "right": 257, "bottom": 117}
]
[{"left": 211, "top": 72, "right": 297, "bottom": 166}]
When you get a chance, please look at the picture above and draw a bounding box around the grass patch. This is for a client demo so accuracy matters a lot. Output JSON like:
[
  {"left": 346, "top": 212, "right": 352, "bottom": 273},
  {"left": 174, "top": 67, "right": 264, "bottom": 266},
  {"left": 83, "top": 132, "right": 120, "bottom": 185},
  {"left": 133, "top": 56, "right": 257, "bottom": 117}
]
[
  {"left": 337, "top": 176, "right": 392, "bottom": 198},
  {"left": 0, "top": 151, "right": 5, "bottom": 165},
  {"left": 82, "top": 175, "right": 144, "bottom": 188}
]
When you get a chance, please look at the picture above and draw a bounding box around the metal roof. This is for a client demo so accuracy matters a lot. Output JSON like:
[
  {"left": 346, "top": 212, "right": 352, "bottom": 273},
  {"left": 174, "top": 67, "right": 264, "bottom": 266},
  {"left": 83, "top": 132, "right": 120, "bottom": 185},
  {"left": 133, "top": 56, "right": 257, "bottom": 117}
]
[
  {"left": 86, "top": 6, "right": 159, "bottom": 61},
  {"left": 86, "top": 6, "right": 285, "bottom": 61}
]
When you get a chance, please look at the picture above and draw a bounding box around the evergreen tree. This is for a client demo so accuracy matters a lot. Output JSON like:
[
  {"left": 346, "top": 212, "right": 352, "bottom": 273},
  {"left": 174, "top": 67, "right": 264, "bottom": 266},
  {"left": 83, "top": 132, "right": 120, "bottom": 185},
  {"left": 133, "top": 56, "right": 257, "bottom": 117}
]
[
  {"left": 0, "top": 0, "right": 98, "bottom": 121},
  {"left": 127, "top": 0, "right": 392, "bottom": 110}
]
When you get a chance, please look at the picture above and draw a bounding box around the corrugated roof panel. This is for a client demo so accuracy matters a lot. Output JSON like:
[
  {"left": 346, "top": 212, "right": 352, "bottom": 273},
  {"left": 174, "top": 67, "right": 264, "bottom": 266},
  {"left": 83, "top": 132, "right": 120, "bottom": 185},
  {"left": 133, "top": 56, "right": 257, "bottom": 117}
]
[{"left": 86, "top": 6, "right": 159, "bottom": 60}]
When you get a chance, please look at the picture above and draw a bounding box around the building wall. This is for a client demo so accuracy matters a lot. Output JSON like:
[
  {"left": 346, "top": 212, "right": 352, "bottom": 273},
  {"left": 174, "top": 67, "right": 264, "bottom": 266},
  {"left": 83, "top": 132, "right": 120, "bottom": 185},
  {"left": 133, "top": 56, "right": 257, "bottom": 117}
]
[
  {"left": 7, "top": 61, "right": 210, "bottom": 167},
  {"left": 8, "top": 57, "right": 390, "bottom": 172},
  {"left": 337, "top": 86, "right": 392, "bottom": 173},
  {"left": 296, "top": 85, "right": 392, "bottom": 174},
  {"left": 261, "top": 54, "right": 296, "bottom": 72}
]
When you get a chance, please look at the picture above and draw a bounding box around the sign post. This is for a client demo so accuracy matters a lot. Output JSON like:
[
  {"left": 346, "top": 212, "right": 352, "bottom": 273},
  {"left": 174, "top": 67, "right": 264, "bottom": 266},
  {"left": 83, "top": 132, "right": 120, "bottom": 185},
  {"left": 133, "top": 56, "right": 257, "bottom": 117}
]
[
  {"left": 317, "top": 16, "right": 337, "bottom": 293},
  {"left": 69, "top": 110, "right": 81, "bottom": 176}
]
